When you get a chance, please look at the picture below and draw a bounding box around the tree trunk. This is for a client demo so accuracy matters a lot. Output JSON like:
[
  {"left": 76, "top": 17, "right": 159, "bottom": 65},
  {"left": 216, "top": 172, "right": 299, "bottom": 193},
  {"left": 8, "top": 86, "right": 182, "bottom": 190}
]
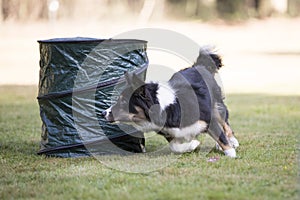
[{"left": 0, "top": 0, "right": 2, "bottom": 22}]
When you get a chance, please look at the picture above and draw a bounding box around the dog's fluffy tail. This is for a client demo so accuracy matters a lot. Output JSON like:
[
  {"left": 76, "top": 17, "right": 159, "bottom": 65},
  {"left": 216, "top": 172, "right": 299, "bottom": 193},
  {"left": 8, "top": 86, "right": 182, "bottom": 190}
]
[{"left": 194, "top": 47, "right": 223, "bottom": 73}]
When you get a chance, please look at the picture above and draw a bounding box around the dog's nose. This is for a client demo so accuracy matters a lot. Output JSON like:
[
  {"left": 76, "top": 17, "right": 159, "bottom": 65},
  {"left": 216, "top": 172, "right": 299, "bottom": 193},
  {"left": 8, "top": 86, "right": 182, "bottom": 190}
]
[{"left": 101, "top": 110, "right": 107, "bottom": 117}]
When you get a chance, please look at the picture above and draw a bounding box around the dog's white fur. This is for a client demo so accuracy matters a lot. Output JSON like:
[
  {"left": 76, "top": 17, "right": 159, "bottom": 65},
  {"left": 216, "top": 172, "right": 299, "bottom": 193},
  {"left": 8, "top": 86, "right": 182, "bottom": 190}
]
[
  {"left": 130, "top": 120, "right": 207, "bottom": 154},
  {"left": 164, "top": 121, "right": 207, "bottom": 141},
  {"left": 156, "top": 82, "right": 176, "bottom": 110},
  {"left": 169, "top": 139, "right": 200, "bottom": 153}
]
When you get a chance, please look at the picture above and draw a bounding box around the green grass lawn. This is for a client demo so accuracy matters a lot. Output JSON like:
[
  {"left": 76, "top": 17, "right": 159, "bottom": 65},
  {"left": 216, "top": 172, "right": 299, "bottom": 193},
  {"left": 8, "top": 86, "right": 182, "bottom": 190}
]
[{"left": 0, "top": 85, "right": 299, "bottom": 200}]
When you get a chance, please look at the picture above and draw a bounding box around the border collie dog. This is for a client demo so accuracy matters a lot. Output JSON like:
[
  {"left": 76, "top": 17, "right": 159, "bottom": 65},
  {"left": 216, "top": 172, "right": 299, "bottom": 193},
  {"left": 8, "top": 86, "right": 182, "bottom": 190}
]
[{"left": 103, "top": 48, "right": 239, "bottom": 158}]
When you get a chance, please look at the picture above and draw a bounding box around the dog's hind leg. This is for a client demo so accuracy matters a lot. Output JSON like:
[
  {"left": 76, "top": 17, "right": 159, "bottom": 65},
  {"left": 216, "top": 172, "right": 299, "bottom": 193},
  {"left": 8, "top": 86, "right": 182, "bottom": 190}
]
[
  {"left": 215, "top": 122, "right": 239, "bottom": 149},
  {"left": 215, "top": 132, "right": 236, "bottom": 158},
  {"left": 208, "top": 119, "right": 237, "bottom": 158},
  {"left": 159, "top": 131, "right": 198, "bottom": 153},
  {"left": 223, "top": 123, "right": 239, "bottom": 149},
  {"left": 214, "top": 107, "right": 239, "bottom": 149}
]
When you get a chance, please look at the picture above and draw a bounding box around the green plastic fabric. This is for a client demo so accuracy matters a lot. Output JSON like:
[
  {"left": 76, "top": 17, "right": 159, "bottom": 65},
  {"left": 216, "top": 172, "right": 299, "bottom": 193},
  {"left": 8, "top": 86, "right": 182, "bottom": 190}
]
[{"left": 37, "top": 37, "right": 148, "bottom": 157}]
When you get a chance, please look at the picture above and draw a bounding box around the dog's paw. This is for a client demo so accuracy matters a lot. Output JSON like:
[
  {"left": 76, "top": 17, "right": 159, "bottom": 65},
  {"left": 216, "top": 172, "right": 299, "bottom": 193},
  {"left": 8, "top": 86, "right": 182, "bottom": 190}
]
[
  {"left": 215, "top": 142, "right": 222, "bottom": 151},
  {"left": 189, "top": 140, "right": 200, "bottom": 151},
  {"left": 224, "top": 148, "right": 237, "bottom": 158},
  {"left": 215, "top": 137, "right": 239, "bottom": 150},
  {"left": 228, "top": 136, "right": 239, "bottom": 149},
  {"left": 169, "top": 140, "right": 200, "bottom": 153},
  {"left": 215, "top": 144, "right": 238, "bottom": 158}
]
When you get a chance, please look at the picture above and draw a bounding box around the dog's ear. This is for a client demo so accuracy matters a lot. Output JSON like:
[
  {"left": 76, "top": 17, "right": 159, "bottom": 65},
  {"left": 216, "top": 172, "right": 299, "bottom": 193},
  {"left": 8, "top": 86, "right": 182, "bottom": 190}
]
[{"left": 135, "top": 85, "right": 146, "bottom": 100}]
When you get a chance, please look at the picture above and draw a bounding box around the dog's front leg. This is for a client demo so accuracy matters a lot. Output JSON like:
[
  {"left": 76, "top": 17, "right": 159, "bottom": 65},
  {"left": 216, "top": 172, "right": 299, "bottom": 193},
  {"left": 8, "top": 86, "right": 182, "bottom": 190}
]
[{"left": 208, "top": 120, "right": 237, "bottom": 158}]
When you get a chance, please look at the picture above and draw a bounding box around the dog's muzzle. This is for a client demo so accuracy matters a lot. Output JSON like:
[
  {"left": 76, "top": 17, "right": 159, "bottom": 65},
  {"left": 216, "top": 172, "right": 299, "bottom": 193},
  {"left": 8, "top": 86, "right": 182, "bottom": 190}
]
[{"left": 101, "top": 107, "right": 115, "bottom": 123}]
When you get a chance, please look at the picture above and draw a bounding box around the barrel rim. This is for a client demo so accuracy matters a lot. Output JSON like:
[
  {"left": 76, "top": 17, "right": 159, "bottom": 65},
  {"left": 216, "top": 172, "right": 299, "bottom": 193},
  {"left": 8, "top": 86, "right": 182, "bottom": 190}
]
[{"left": 38, "top": 37, "right": 147, "bottom": 44}]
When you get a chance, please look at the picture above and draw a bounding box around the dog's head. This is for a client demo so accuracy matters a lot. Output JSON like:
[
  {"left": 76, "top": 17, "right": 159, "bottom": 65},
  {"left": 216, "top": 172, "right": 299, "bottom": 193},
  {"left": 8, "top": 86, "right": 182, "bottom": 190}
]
[{"left": 102, "top": 72, "right": 159, "bottom": 128}]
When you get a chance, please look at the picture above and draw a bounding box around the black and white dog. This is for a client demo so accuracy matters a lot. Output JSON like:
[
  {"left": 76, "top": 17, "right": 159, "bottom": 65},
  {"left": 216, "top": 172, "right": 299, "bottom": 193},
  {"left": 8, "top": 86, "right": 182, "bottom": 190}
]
[{"left": 102, "top": 48, "right": 239, "bottom": 157}]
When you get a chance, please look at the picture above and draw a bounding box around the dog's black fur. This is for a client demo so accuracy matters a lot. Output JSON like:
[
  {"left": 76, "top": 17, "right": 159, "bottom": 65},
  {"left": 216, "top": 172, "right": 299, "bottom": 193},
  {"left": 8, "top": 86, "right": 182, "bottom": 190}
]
[{"left": 103, "top": 48, "right": 239, "bottom": 157}]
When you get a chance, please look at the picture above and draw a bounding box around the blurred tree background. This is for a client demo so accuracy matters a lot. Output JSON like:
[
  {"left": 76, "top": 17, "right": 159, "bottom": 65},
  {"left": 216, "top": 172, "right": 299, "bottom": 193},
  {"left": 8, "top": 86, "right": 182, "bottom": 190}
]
[{"left": 0, "top": 0, "right": 299, "bottom": 22}]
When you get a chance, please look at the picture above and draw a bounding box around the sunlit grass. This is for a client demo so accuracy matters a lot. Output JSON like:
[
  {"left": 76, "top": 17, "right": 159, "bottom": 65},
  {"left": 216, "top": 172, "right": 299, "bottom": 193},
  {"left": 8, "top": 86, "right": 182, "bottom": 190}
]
[{"left": 0, "top": 86, "right": 298, "bottom": 200}]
